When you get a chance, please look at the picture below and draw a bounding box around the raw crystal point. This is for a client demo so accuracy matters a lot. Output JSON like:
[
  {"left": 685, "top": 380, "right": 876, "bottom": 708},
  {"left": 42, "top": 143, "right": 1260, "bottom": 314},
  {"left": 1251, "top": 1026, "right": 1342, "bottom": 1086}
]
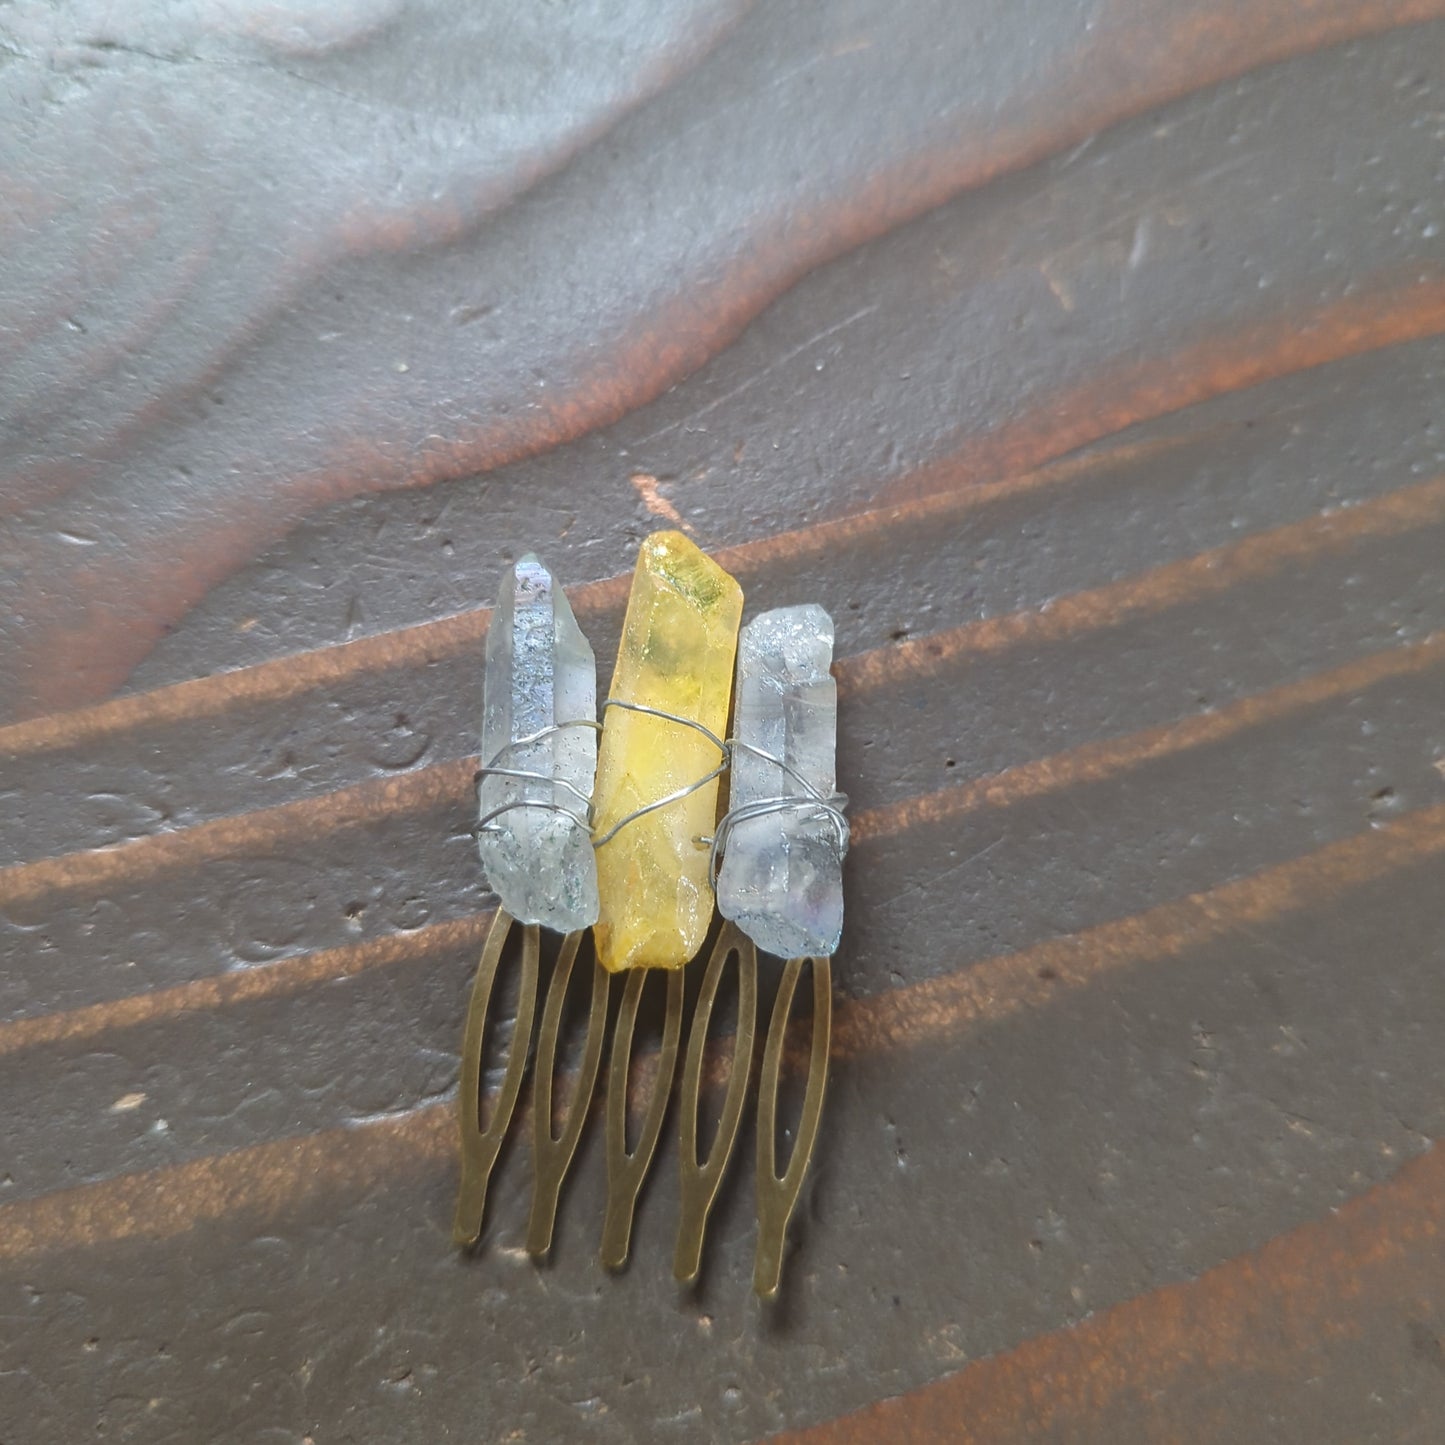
[
  {"left": 476, "top": 553, "right": 599, "bottom": 932},
  {"left": 592, "top": 532, "right": 744, "bottom": 972},
  {"left": 716, "top": 604, "right": 845, "bottom": 958}
]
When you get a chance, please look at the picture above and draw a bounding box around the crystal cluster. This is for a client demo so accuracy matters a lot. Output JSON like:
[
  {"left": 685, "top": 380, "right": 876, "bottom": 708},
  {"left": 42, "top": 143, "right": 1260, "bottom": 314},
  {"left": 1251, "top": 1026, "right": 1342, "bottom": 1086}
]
[
  {"left": 591, "top": 532, "right": 744, "bottom": 972},
  {"left": 716, "top": 604, "right": 844, "bottom": 958},
  {"left": 476, "top": 554, "right": 599, "bottom": 932}
]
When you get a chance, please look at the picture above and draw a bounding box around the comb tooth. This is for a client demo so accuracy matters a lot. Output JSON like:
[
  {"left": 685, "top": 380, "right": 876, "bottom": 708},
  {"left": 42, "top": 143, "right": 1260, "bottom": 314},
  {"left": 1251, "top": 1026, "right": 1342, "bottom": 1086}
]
[
  {"left": 754, "top": 954, "right": 832, "bottom": 1298},
  {"left": 599, "top": 967, "right": 684, "bottom": 1271},
  {"left": 674, "top": 924, "right": 758, "bottom": 1284},
  {"left": 453, "top": 911, "right": 540, "bottom": 1247},
  {"left": 526, "top": 932, "right": 610, "bottom": 1259}
]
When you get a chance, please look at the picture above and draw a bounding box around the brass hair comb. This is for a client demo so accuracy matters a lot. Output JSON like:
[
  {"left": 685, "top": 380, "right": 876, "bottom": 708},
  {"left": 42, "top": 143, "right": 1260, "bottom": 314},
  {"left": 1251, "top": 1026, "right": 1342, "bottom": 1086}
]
[{"left": 453, "top": 532, "right": 846, "bottom": 1297}]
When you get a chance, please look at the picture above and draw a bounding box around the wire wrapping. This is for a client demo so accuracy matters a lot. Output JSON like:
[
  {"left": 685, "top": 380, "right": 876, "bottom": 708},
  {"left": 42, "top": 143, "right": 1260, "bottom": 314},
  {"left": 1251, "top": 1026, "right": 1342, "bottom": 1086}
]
[
  {"left": 588, "top": 698, "right": 729, "bottom": 850},
  {"left": 472, "top": 704, "right": 728, "bottom": 849},
  {"left": 705, "top": 739, "right": 849, "bottom": 887},
  {"left": 472, "top": 703, "right": 847, "bottom": 875},
  {"left": 473, "top": 718, "right": 601, "bottom": 837}
]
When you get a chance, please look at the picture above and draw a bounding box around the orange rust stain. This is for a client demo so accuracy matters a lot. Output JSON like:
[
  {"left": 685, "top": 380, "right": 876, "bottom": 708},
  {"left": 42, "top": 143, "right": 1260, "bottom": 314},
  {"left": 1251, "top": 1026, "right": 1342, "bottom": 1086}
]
[
  {"left": 841, "top": 469, "right": 1445, "bottom": 695},
  {"left": 0, "top": 607, "right": 492, "bottom": 757},
  {"left": 834, "top": 801, "right": 1445, "bottom": 1063},
  {"left": 2, "top": 622, "right": 1441, "bottom": 1052},
  {"left": 4, "top": 802, "right": 1445, "bottom": 1261},
  {"left": 716, "top": 434, "right": 1192, "bottom": 583},
  {"left": 0, "top": 437, "right": 1181, "bottom": 759},
  {"left": 764, "top": 1141, "right": 1445, "bottom": 1444},
  {"left": 0, "top": 758, "right": 477, "bottom": 908},
  {"left": 886, "top": 275, "right": 1445, "bottom": 507},
  {"left": 850, "top": 629, "right": 1445, "bottom": 845},
  {"left": 630, "top": 473, "right": 693, "bottom": 531},
  {"left": 6, "top": 271, "right": 1444, "bottom": 758},
  {"left": 0, "top": 914, "right": 492, "bottom": 1059},
  {"left": 10, "top": 4, "right": 1445, "bottom": 721},
  {"left": 6, "top": 469, "right": 1444, "bottom": 907},
  {"left": 0, "top": 612, "right": 1439, "bottom": 1063},
  {"left": 0, "top": 572, "right": 631, "bottom": 759},
  {"left": 0, "top": 1105, "right": 452, "bottom": 1264}
]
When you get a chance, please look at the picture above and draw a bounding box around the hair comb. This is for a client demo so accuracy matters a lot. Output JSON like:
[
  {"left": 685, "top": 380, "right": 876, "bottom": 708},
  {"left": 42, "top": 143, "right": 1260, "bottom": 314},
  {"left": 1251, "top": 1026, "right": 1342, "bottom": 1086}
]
[{"left": 453, "top": 531, "right": 846, "bottom": 1297}]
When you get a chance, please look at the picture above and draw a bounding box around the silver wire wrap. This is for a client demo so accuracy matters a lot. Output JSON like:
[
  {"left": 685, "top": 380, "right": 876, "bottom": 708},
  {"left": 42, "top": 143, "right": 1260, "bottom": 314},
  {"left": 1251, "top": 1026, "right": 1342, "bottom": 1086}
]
[
  {"left": 473, "top": 719, "right": 602, "bottom": 837},
  {"left": 589, "top": 699, "right": 730, "bottom": 850},
  {"left": 704, "top": 739, "right": 849, "bottom": 888},
  {"left": 472, "top": 705, "right": 848, "bottom": 877}
]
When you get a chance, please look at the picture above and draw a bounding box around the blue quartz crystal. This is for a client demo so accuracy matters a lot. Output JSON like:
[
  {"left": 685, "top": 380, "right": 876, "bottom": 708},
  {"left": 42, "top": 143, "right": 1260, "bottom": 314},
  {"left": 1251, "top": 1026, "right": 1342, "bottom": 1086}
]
[
  {"left": 476, "top": 554, "right": 599, "bottom": 931},
  {"left": 716, "top": 604, "right": 845, "bottom": 958}
]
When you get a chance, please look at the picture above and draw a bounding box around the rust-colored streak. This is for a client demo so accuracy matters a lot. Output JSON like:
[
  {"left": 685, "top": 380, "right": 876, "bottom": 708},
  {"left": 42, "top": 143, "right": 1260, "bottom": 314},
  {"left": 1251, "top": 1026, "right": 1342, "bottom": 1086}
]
[
  {"left": 885, "top": 273, "right": 1445, "bottom": 507},
  {"left": 0, "top": 759, "right": 476, "bottom": 908},
  {"left": 716, "top": 437, "right": 1192, "bottom": 603},
  {"left": 1, "top": 628, "right": 1435, "bottom": 1059},
  {"left": 2, "top": 629, "right": 1435, "bottom": 1059},
  {"left": 2, "top": 801, "right": 1444, "bottom": 1262},
  {"left": 842, "top": 467, "right": 1445, "bottom": 695},
  {"left": 11, "top": 613, "right": 492, "bottom": 754},
  {"left": 0, "top": 437, "right": 1189, "bottom": 759},
  {"left": 850, "top": 629, "right": 1445, "bottom": 845},
  {"left": 0, "top": 1105, "right": 453, "bottom": 1265},
  {"left": 764, "top": 1141, "right": 1445, "bottom": 1444},
  {"left": 834, "top": 800, "right": 1445, "bottom": 1064},
  {"left": 0, "top": 914, "right": 492, "bottom": 1059},
  {"left": 0, "top": 573, "right": 631, "bottom": 759},
  {"left": 11, "top": 0, "right": 1444, "bottom": 720},
  {"left": 0, "top": 4, "right": 751, "bottom": 523},
  {"left": 4, "top": 469, "right": 1442, "bottom": 905},
  {"left": 5, "top": 263, "right": 1444, "bottom": 756}
]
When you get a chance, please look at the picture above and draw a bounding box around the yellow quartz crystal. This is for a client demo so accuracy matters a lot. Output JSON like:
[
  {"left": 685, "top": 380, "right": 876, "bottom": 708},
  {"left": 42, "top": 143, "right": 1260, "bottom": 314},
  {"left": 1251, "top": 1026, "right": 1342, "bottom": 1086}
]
[{"left": 592, "top": 532, "right": 743, "bottom": 972}]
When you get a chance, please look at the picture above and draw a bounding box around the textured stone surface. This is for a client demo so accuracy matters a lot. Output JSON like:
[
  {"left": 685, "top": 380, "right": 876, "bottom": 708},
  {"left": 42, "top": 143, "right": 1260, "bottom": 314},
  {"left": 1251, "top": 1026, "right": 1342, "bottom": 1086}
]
[
  {"left": 476, "top": 554, "right": 598, "bottom": 931},
  {"left": 717, "top": 604, "right": 845, "bottom": 958},
  {"left": 5, "top": 9, "right": 1445, "bottom": 1445},
  {"left": 591, "top": 531, "right": 743, "bottom": 971}
]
